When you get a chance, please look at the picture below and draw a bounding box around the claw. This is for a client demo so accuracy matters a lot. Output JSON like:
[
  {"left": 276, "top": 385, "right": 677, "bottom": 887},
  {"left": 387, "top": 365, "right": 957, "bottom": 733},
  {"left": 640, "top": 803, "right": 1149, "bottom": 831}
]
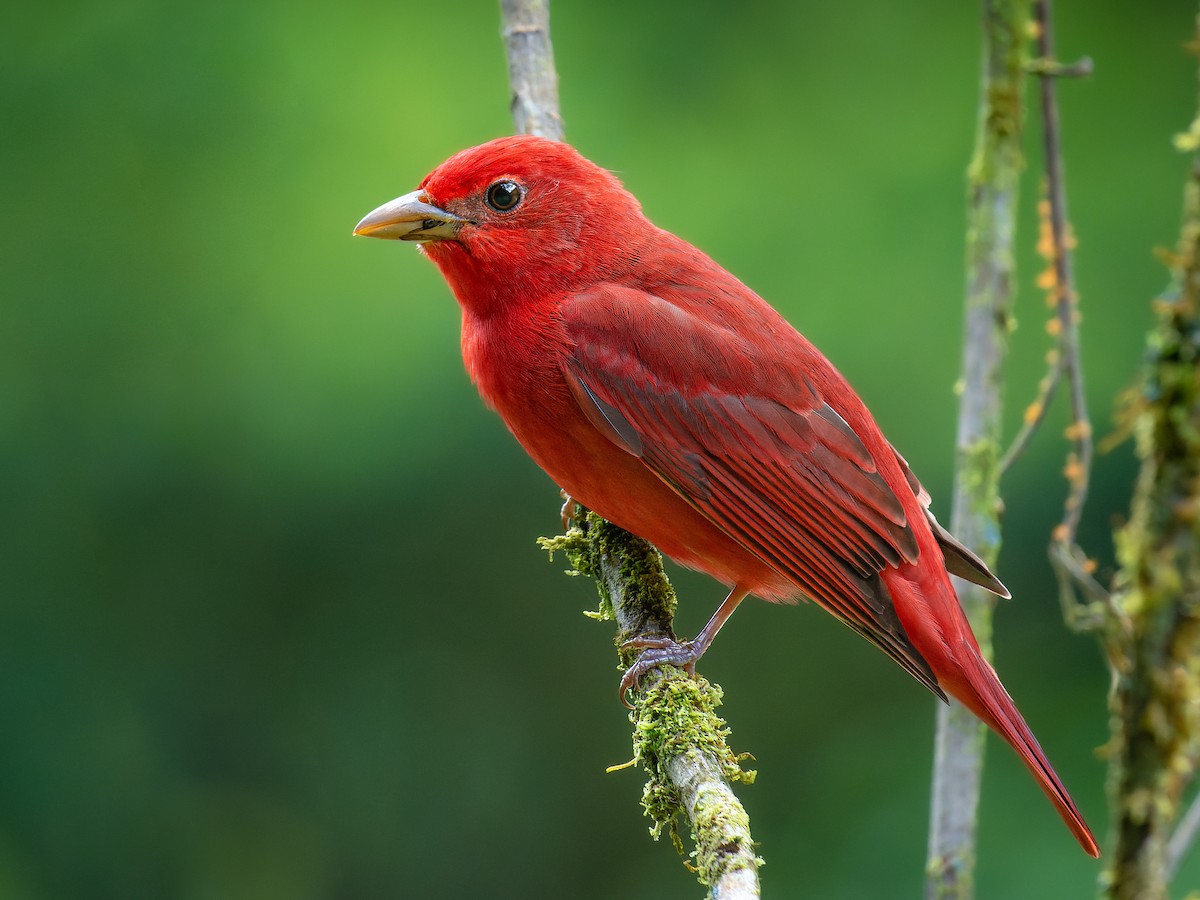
[
  {"left": 614, "top": 589, "right": 750, "bottom": 708},
  {"left": 617, "top": 636, "right": 701, "bottom": 708},
  {"left": 559, "top": 490, "right": 580, "bottom": 530}
]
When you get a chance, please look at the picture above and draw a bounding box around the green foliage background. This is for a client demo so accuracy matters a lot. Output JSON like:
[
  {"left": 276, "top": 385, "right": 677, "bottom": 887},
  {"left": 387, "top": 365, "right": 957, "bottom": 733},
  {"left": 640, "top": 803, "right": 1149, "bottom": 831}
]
[{"left": 2, "top": 1, "right": 1195, "bottom": 896}]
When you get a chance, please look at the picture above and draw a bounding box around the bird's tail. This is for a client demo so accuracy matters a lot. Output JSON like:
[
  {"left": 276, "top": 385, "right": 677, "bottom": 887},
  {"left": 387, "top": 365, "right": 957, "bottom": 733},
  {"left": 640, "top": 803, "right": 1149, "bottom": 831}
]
[
  {"left": 884, "top": 564, "right": 1100, "bottom": 857},
  {"left": 938, "top": 647, "right": 1101, "bottom": 858}
]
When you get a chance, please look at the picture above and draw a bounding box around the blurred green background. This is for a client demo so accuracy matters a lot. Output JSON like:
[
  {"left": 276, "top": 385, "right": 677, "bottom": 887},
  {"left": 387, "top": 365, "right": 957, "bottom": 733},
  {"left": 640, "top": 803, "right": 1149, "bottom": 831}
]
[{"left": 2, "top": 0, "right": 1196, "bottom": 896}]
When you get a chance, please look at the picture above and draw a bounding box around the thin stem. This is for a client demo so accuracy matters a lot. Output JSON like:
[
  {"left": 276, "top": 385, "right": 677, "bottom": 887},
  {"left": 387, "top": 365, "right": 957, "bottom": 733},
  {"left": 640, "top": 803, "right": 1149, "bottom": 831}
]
[
  {"left": 926, "top": 3, "right": 1031, "bottom": 897},
  {"left": 998, "top": 46, "right": 1094, "bottom": 482},
  {"left": 1026, "top": 56, "right": 1094, "bottom": 78},
  {"left": 1167, "top": 788, "right": 1200, "bottom": 879},
  {"left": 1000, "top": 4, "right": 1094, "bottom": 537},
  {"left": 998, "top": 350, "right": 1065, "bottom": 475},
  {"left": 498, "top": 0, "right": 564, "bottom": 141},
  {"left": 1034, "top": 0, "right": 1093, "bottom": 555}
]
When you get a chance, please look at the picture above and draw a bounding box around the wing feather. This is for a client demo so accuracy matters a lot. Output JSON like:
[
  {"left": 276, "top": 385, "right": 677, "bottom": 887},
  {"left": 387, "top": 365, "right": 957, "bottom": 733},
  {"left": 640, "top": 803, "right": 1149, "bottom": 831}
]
[
  {"left": 891, "top": 446, "right": 1011, "bottom": 598},
  {"left": 561, "top": 285, "right": 946, "bottom": 698}
]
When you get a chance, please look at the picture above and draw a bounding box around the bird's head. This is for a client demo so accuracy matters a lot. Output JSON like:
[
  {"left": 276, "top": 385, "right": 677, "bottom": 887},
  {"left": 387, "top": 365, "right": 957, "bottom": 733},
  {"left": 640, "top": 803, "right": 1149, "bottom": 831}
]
[{"left": 354, "top": 136, "right": 646, "bottom": 314}]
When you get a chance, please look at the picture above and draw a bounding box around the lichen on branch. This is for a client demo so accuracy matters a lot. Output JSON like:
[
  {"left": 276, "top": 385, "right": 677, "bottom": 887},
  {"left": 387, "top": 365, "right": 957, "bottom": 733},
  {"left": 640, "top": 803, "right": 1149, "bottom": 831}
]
[
  {"left": 1097, "top": 107, "right": 1200, "bottom": 896},
  {"left": 541, "top": 511, "right": 760, "bottom": 893}
]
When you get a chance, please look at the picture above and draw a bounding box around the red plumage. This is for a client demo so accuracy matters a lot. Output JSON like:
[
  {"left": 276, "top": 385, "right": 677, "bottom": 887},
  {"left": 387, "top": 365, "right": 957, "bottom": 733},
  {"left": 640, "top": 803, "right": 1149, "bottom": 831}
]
[{"left": 355, "top": 135, "right": 1099, "bottom": 857}]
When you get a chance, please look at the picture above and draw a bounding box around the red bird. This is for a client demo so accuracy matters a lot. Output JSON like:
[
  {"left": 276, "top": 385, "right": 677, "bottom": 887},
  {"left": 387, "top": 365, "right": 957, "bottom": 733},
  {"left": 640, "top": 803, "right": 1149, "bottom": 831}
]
[{"left": 354, "top": 135, "right": 1099, "bottom": 857}]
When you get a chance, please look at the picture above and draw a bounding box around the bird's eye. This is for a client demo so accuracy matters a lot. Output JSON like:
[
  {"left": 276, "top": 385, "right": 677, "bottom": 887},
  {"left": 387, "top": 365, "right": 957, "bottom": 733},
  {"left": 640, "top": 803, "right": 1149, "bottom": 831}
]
[{"left": 486, "top": 180, "right": 524, "bottom": 212}]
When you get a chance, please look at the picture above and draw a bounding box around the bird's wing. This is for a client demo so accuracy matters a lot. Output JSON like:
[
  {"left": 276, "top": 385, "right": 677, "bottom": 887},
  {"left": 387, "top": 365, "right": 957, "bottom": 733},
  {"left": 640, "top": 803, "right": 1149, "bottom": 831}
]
[
  {"left": 891, "top": 447, "right": 1011, "bottom": 598},
  {"left": 561, "top": 285, "right": 945, "bottom": 699}
]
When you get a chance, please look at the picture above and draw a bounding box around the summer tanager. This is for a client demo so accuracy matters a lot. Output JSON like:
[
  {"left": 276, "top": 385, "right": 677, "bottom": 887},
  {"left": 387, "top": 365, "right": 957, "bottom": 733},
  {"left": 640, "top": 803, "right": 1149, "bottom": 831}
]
[{"left": 354, "top": 135, "right": 1099, "bottom": 857}]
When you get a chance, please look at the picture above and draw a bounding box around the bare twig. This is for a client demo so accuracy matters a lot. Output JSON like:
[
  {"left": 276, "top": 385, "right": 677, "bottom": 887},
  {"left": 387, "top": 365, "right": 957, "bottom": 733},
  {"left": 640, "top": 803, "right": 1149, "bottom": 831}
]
[
  {"left": 1032, "top": 0, "right": 1094, "bottom": 562},
  {"left": 1029, "top": 2, "right": 1112, "bottom": 627},
  {"left": 497, "top": 4, "right": 760, "bottom": 895},
  {"left": 499, "top": 0, "right": 563, "bottom": 141},
  {"left": 1167, "top": 788, "right": 1200, "bottom": 879},
  {"left": 1026, "top": 55, "right": 1094, "bottom": 78},
  {"left": 997, "top": 348, "right": 1065, "bottom": 475},
  {"left": 926, "top": 3, "right": 1031, "bottom": 897},
  {"left": 998, "top": 7, "right": 1094, "bottom": 509}
]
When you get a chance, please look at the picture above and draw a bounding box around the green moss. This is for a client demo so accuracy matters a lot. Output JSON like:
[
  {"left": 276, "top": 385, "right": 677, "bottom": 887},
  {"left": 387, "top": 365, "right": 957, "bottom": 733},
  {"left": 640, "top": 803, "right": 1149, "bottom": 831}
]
[
  {"left": 594, "top": 512, "right": 677, "bottom": 642},
  {"left": 541, "top": 510, "right": 678, "bottom": 647},
  {"left": 965, "top": 0, "right": 1029, "bottom": 191},
  {"left": 690, "top": 771, "right": 762, "bottom": 884},
  {"left": 1101, "top": 161, "right": 1200, "bottom": 898},
  {"left": 958, "top": 437, "right": 1001, "bottom": 515},
  {"left": 631, "top": 671, "right": 758, "bottom": 886},
  {"left": 537, "top": 511, "right": 598, "bottom": 577},
  {"left": 538, "top": 518, "right": 615, "bottom": 621},
  {"left": 541, "top": 510, "right": 759, "bottom": 887}
]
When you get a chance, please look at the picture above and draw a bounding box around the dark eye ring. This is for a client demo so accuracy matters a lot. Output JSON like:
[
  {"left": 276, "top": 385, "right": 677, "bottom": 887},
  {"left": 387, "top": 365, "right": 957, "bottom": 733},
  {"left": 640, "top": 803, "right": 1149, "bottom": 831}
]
[{"left": 486, "top": 180, "right": 524, "bottom": 212}]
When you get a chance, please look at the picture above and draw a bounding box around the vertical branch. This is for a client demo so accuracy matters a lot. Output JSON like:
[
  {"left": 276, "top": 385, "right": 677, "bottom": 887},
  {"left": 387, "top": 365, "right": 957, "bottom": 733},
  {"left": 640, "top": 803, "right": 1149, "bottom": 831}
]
[
  {"left": 1098, "top": 14, "right": 1200, "bottom": 896},
  {"left": 499, "top": 0, "right": 564, "bottom": 141},
  {"left": 1166, "top": 789, "right": 1200, "bottom": 879},
  {"left": 1032, "top": 0, "right": 1098, "bottom": 614},
  {"left": 926, "top": 2, "right": 1030, "bottom": 897},
  {"left": 497, "top": 4, "right": 760, "bottom": 895},
  {"left": 540, "top": 514, "right": 761, "bottom": 898}
]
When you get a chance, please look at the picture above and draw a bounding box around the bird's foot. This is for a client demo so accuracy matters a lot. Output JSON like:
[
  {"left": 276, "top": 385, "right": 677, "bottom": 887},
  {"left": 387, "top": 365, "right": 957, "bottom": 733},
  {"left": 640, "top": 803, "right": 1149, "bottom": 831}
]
[
  {"left": 559, "top": 490, "right": 580, "bottom": 531},
  {"left": 618, "top": 636, "right": 702, "bottom": 709}
]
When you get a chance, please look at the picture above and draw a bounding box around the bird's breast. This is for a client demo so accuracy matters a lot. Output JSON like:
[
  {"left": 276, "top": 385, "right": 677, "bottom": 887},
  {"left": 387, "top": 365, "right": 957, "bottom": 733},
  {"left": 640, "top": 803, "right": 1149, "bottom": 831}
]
[{"left": 460, "top": 308, "right": 799, "bottom": 601}]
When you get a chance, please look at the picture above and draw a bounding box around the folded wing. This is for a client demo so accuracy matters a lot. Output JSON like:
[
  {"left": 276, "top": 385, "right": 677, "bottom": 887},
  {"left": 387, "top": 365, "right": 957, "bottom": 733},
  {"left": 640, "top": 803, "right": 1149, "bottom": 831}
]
[{"left": 561, "top": 284, "right": 949, "bottom": 698}]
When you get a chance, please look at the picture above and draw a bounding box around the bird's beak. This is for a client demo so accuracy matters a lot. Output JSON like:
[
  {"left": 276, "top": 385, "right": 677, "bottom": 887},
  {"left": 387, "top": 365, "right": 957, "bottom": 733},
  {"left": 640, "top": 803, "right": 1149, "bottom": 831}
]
[{"left": 353, "top": 190, "right": 466, "bottom": 242}]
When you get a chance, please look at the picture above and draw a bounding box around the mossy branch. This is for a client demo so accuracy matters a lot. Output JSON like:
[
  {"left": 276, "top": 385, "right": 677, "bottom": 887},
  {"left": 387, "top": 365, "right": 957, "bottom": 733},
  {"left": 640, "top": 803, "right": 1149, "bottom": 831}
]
[
  {"left": 1093, "top": 21, "right": 1200, "bottom": 895},
  {"left": 926, "top": 3, "right": 1030, "bottom": 897},
  {"left": 497, "top": 3, "right": 760, "bottom": 895},
  {"left": 541, "top": 513, "right": 761, "bottom": 896}
]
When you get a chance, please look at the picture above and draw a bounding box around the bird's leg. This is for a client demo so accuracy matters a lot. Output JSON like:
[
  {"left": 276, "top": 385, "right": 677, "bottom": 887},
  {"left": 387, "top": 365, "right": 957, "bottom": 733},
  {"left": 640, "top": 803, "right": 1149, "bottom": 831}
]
[
  {"left": 559, "top": 489, "right": 580, "bottom": 530},
  {"left": 618, "top": 587, "right": 748, "bottom": 707}
]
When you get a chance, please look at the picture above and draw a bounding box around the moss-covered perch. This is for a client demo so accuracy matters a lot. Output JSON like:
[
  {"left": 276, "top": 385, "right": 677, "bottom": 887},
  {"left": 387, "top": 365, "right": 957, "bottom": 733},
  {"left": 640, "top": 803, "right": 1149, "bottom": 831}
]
[
  {"left": 497, "top": 3, "right": 761, "bottom": 896},
  {"left": 1088, "top": 55, "right": 1200, "bottom": 897},
  {"left": 541, "top": 512, "right": 761, "bottom": 896}
]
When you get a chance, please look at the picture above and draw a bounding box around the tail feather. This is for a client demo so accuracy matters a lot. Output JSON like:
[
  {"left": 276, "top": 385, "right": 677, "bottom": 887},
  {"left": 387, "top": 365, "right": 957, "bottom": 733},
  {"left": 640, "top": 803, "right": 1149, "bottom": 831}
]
[
  {"left": 884, "top": 566, "right": 1100, "bottom": 857},
  {"left": 942, "top": 648, "right": 1101, "bottom": 858}
]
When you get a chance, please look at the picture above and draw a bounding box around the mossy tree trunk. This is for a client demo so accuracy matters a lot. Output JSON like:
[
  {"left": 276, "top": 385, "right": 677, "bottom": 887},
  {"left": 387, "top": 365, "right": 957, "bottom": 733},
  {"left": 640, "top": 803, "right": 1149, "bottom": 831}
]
[{"left": 1094, "top": 32, "right": 1200, "bottom": 894}]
